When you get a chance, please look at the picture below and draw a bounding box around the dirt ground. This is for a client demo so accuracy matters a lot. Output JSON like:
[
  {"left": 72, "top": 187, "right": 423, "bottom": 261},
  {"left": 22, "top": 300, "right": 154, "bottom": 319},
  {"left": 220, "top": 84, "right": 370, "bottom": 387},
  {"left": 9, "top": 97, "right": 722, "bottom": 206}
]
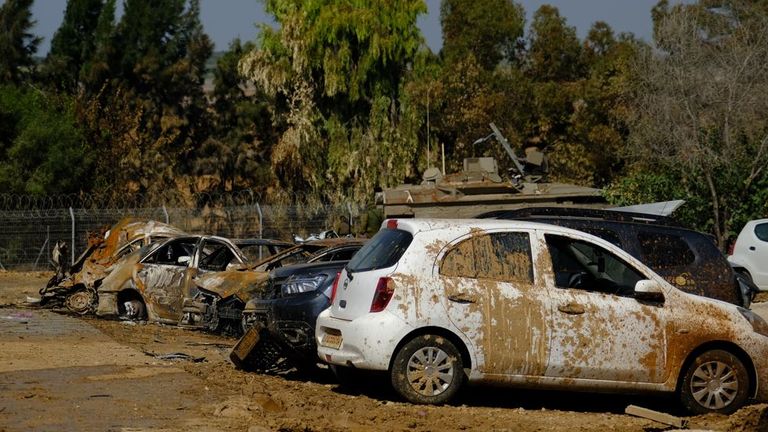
[{"left": 1, "top": 271, "right": 767, "bottom": 431}]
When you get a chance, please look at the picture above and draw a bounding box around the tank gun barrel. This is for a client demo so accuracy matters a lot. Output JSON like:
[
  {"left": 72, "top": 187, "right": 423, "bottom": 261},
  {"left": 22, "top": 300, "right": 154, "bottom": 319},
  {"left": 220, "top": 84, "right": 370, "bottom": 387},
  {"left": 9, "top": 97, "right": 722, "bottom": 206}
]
[{"left": 489, "top": 123, "right": 526, "bottom": 176}]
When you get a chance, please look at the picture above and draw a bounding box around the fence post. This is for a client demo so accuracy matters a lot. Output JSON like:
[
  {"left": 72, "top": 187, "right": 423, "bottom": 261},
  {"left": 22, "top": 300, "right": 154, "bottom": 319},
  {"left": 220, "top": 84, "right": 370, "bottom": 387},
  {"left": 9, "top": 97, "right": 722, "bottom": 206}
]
[
  {"left": 347, "top": 203, "right": 353, "bottom": 235},
  {"left": 162, "top": 204, "right": 169, "bottom": 224},
  {"left": 256, "top": 202, "right": 263, "bottom": 260},
  {"left": 69, "top": 207, "right": 75, "bottom": 266}
]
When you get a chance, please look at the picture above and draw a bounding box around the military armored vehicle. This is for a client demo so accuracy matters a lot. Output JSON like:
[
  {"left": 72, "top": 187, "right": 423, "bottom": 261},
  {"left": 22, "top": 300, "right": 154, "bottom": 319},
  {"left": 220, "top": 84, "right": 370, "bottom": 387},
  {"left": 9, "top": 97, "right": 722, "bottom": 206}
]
[{"left": 378, "top": 123, "right": 607, "bottom": 219}]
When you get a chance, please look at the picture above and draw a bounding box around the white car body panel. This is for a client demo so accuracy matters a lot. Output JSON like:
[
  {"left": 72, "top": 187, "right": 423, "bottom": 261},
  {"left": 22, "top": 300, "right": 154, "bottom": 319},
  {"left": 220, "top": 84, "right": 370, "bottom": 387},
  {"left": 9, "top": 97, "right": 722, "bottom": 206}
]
[
  {"left": 317, "top": 219, "right": 768, "bottom": 401},
  {"left": 729, "top": 219, "right": 768, "bottom": 291}
]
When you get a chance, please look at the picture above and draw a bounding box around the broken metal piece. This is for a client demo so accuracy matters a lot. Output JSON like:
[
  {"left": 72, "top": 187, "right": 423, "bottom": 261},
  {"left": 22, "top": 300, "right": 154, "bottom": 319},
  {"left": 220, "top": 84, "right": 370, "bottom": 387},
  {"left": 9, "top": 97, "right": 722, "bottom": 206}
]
[
  {"left": 142, "top": 351, "right": 206, "bottom": 363},
  {"left": 625, "top": 404, "right": 689, "bottom": 428}
]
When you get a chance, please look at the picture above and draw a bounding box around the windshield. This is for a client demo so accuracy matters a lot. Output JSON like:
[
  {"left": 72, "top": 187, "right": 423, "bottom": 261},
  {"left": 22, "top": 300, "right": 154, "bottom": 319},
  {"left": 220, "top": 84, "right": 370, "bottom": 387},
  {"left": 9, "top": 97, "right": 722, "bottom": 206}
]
[{"left": 346, "top": 229, "right": 412, "bottom": 273}]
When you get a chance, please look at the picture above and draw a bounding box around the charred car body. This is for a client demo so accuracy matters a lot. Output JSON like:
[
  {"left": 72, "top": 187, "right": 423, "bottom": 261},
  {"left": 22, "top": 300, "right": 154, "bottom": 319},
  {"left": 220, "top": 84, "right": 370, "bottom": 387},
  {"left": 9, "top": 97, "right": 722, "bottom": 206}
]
[
  {"left": 183, "top": 239, "right": 364, "bottom": 336},
  {"left": 95, "top": 235, "right": 290, "bottom": 331},
  {"left": 230, "top": 243, "right": 364, "bottom": 370},
  {"left": 480, "top": 207, "right": 758, "bottom": 308},
  {"left": 39, "top": 218, "right": 185, "bottom": 314}
]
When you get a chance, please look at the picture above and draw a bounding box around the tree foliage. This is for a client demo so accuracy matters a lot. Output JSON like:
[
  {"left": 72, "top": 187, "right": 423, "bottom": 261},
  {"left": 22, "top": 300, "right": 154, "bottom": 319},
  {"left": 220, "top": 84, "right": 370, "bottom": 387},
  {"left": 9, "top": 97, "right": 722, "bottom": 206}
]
[
  {"left": 239, "top": 0, "right": 426, "bottom": 201},
  {"left": 0, "top": 0, "right": 40, "bottom": 84},
  {"left": 41, "top": 0, "right": 104, "bottom": 92},
  {"left": 440, "top": 0, "right": 525, "bottom": 70},
  {"left": 626, "top": 0, "right": 768, "bottom": 247}
]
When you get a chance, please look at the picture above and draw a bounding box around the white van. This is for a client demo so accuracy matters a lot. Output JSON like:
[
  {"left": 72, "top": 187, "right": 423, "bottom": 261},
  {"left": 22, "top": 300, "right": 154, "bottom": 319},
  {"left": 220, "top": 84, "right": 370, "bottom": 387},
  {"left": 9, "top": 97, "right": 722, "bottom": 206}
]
[{"left": 317, "top": 219, "right": 768, "bottom": 414}]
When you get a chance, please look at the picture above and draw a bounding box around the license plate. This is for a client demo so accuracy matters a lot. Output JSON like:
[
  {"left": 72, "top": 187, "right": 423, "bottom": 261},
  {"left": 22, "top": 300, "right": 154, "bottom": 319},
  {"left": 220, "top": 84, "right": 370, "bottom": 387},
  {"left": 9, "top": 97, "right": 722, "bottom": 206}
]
[
  {"left": 231, "top": 326, "right": 261, "bottom": 361},
  {"left": 321, "top": 333, "right": 342, "bottom": 350}
]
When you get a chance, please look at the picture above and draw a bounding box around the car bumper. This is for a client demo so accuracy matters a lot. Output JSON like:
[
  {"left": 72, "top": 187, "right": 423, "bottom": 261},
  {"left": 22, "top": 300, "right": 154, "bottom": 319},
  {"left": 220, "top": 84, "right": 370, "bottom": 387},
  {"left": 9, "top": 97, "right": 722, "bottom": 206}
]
[{"left": 315, "top": 309, "right": 412, "bottom": 371}]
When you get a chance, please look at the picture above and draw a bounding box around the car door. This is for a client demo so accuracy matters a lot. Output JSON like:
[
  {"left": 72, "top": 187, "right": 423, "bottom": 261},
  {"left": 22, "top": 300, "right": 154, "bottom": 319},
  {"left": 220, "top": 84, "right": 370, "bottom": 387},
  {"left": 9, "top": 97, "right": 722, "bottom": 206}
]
[
  {"left": 747, "top": 222, "right": 768, "bottom": 289},
  {"left": 137, "top": 237, "right": 200, "bottom": 321},
  {"left": 539, "top": 231, "right": 671, "bottom": 384},
  {"left": 439, "top": 230, "right": 551, "bottom": 376}
]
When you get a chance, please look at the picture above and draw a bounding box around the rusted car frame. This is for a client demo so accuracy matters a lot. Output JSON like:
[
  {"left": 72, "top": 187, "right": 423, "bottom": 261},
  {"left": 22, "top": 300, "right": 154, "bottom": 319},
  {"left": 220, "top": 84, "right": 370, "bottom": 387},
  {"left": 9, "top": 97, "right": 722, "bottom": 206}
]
[
  {"left": 184, "top": 238, "right": 365, "bottom": 335},
  {"left": 95, "top": 235, "right": 290, "bottom": 328},
  {"left": 39, "top": 218, "right": 186, "bottom": 314}
]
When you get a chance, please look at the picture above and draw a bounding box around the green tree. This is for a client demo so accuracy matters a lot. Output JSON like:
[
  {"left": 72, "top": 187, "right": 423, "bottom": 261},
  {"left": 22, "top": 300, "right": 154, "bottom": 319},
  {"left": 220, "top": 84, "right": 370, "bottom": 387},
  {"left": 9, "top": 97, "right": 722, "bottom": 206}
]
[
  {"left": 191, "top": 39, "right": 276, "bottom": 194},
  {"left": 440, "top": 0, "right": 525, "bottom": 70},
  {"left": 527, "top": 5, "right": 584, "bottom": 82},
  {"left": 0, "top": 85, "right": 91, "bottom": 194},
  {"left": 41, "top": 0, "right": 104, "bottom": 92},
  {"left": 0, "top": 0, "right": 40, "bottom": 84},
  {"left": 80, "top": 0, "right": 213, "bottom": 198},
  {"left": 239, "top": 0, "right": 427, "bottom": 201}
]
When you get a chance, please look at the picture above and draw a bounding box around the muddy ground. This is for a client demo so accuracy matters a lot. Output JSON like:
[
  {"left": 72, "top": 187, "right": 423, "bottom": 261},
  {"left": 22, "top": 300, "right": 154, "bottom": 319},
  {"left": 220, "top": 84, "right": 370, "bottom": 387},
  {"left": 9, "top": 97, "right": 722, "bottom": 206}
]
[{"left": 1, "top": 271, "right": 767, "bottom": 431}]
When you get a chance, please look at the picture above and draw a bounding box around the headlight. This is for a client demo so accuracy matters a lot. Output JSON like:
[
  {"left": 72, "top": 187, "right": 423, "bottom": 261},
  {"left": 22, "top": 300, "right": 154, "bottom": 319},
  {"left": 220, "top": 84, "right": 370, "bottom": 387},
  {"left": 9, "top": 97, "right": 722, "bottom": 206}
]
[
  {"left": 738, "top": 308, "right": 768, "bottom": 338},
  {"left": 281, "top": 274, "right": 328, "bottom": 296}
]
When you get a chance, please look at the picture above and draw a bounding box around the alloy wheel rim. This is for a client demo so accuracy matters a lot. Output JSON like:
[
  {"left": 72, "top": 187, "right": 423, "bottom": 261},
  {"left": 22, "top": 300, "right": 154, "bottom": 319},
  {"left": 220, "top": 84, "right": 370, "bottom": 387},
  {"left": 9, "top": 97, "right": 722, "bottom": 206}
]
[
  {"left": 690, "top": 360, "right": 739, "bottom": 410},
  {"left": 406, "top": 346, "right": 454, "bottom": 396}
]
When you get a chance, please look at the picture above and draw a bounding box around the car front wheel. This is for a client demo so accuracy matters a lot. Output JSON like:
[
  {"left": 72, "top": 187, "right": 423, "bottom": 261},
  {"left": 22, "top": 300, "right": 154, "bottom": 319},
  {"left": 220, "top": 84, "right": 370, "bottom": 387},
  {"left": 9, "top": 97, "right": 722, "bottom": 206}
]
[
  {"left": 680, "top": 349, "right": 750, "bottom": 415},
  {"left": 390, "top": 334, "right": 464, "bottom": 405}
]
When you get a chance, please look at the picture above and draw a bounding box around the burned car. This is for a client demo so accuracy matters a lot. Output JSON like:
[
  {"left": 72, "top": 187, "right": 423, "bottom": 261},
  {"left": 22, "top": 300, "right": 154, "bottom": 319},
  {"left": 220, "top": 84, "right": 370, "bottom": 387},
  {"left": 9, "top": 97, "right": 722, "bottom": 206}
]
[
  {"left": 480, "top": 207, "right": 758, "bottom": 308},
  {"left": 183, "top": 238, "right": 364, "bottom": 336},
  {"left": 94, "top": 235, "right": 290, "bottom": 328},
  {"left": 230, "top": 244, "right": 364, "bottom": 371},
  {"left": 39, "top": 218, "right": 185, "bottom": 314}
]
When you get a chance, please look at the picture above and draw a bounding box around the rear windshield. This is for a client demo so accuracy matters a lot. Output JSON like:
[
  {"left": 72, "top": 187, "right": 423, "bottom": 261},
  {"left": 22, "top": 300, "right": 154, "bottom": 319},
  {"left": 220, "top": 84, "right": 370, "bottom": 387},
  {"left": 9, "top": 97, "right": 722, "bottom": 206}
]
[{"left": 346, "top": 229, "right": 412, "bottom": 273}]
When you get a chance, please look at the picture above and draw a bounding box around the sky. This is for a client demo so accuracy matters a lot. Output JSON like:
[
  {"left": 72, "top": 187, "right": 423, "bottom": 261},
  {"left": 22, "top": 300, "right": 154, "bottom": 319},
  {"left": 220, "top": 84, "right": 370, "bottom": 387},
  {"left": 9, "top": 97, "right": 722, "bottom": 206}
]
[{"left": 30, "top": 0, "right": 673, "bottom": 56}]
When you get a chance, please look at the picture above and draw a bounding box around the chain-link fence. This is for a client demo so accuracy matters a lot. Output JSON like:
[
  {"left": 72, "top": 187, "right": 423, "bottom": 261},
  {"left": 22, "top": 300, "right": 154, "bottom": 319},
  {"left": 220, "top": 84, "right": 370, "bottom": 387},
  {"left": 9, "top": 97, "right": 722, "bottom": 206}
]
[{"left": 0, "top": 192, "right": 369, "bottom": 270}]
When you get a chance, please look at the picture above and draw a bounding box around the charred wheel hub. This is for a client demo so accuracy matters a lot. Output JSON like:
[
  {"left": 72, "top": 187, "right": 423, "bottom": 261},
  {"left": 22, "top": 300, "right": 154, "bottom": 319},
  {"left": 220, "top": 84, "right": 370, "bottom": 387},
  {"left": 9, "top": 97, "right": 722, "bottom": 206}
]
[
  {"left": 406, "top": 346, "right": 454, "bottom": 397},
  {"left": 691, "top": 360, "right": 738, "bottom": 410},
  {"left": 65, "top": 289, "right": 96, "bottom": 315}
]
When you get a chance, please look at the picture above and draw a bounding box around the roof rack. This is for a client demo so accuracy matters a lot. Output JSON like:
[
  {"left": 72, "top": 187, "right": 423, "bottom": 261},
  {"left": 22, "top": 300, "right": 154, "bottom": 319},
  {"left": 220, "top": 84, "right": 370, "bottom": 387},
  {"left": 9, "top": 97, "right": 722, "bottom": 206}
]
[{"left": 476, "top": 207, "right": 684, "bottom": 227}]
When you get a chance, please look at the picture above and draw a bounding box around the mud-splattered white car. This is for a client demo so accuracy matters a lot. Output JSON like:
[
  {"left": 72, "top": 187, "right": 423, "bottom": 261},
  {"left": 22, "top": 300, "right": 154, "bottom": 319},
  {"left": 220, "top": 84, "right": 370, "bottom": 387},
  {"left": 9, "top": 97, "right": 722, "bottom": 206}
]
[{"left": 317, "top": 219, "right": 768, "bottom": 414}]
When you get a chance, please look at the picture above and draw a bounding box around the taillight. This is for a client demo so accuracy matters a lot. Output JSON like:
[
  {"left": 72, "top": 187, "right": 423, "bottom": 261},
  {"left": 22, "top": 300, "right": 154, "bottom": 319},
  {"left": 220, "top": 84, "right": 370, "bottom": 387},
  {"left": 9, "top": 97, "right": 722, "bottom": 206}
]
[
  {"left": 370, "top": 277, "right": 394, "bottom": 312},
  {"left": 727, "top": 241, "right": 735, "bottom": 256},
  {"left": 386, "top": 219, "right": 398, "bottom": 230},
  {"left": 329, "top": 272, "right": 341, "bottom": 304}
]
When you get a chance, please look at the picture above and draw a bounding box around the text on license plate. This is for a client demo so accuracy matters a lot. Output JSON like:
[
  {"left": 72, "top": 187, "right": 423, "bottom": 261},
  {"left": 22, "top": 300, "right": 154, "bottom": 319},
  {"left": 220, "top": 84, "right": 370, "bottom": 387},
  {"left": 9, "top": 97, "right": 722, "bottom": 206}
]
[{"left": 321, "top": 333, "right": 343, "bottom": 349}]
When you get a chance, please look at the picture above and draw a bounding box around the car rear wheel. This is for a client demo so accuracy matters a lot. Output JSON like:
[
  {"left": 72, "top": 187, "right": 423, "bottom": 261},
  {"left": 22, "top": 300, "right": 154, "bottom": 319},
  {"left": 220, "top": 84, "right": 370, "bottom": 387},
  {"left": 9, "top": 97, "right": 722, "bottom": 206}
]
[
  {"left": 680, "top": 349, "right": 750, "bottom": 415},
  {"left": 117, "top": 293, "right": 147, "bottom": 321},
  {"left": 391, "top": 335, "right": 464, "bottom": 405}
]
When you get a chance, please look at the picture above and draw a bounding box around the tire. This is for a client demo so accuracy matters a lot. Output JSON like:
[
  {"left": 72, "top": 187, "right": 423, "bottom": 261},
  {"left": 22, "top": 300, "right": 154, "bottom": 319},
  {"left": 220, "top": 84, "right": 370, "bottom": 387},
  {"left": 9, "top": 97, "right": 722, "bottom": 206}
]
[
  {"left": 679, "top": 349, "right": 750, "bottom": 415},
  {"left": 737, "top": 269, "right": 754, "bottom": 285},
  {"left": 118, "top": 295, "right": 147, "bottom": 321},
  {"left": 390, "top": 334, "right": 464, "bottom": 405}
]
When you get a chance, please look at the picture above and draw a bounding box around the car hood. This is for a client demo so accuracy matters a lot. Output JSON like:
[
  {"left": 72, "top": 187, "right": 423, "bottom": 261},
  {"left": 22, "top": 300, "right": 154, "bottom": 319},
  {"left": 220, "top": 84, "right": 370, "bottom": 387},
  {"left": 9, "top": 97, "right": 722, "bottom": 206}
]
[{"left": 194, "top": 269, "right": 270, "bottom": 302}]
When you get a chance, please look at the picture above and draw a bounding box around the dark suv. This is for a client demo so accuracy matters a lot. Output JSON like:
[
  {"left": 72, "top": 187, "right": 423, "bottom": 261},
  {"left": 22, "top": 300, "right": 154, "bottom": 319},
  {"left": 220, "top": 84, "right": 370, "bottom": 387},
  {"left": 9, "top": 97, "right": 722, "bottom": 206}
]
[
  {"left": 230, "top": 243, "right": 364, "bottom": 371},
  {"left": 480, "top": 207, "right": 757, "bottom": 308}
]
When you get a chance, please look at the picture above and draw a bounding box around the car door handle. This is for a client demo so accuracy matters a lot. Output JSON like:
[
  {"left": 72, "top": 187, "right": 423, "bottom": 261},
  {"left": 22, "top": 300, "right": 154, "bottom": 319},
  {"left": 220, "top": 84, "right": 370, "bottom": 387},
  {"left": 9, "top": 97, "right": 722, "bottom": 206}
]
[
  {"left": 750, "top": 246, "right": 756, "bottom": 251},
  {"left": 447, "top": 293, "right": 478, "bottom": 304},
  {"left": 558, "top": 302, "right": 585, "bottom": 315}
]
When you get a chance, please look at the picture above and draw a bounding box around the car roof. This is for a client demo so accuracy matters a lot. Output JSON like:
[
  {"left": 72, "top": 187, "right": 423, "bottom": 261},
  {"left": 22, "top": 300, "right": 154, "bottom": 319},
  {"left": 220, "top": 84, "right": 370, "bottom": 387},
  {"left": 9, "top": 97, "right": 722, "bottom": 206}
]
[
  {"left": 478, "top": 207, "right": 683, "bottom": 227},
  {"left": 232, "top": 238, "right": 294, "bottom": 247},
  {"left": 391, "top": 218, "right": 613, "bottom": 238}
]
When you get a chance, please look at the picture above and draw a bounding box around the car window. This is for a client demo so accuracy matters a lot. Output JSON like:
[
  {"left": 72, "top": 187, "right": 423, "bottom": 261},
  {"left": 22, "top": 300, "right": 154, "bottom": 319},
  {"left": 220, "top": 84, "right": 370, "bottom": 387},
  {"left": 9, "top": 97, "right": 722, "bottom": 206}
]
[
  {"left": 145, "top": 238, "right": 197, "bottom": 266},
  {"left": 347, "top": 229, "right": 412, "bottom": 273},
  {"left": 441, "top": 232, "right": 533, "bottom": 284},
  {"left": 545, "top": 234, "right": 643, "bottom": 297},
  {"left": 199, "top": 240, "right": 236, "bottom": 271},
  {"left": 637, "top": 232, "right": 696, "bottom": 268},
  {"left": 755, "top": 223, "right": 768, "bottom": 242},
  {"left": 238, "top": 244, "right": 276, "bottom": 262},
  {"left": 441, "top": 237, "right": 476, "bottom": 278},
  {"left": 114, "top": 238, "right": 143, "bottom": 260}
]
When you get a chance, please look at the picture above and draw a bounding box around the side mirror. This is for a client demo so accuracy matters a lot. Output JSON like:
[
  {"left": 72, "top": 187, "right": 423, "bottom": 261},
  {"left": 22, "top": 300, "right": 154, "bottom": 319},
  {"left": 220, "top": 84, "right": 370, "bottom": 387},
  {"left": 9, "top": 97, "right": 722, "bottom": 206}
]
[
  {"left": 634, "top": 279, "right": 665, "bottom": 303},
  {"left": 177, "top": 256, "right": 191, "bottom": 265}
]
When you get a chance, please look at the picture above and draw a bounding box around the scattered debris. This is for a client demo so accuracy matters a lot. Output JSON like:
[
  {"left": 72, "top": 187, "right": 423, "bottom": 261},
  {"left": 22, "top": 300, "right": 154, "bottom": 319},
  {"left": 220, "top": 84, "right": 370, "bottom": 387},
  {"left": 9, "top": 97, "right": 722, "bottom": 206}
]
[
  {"left": 142, "top": 351, "right": 206, "bottom": 363},
  {"left": 625, "top": 405, "right": 688, "bottom": 428}
]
